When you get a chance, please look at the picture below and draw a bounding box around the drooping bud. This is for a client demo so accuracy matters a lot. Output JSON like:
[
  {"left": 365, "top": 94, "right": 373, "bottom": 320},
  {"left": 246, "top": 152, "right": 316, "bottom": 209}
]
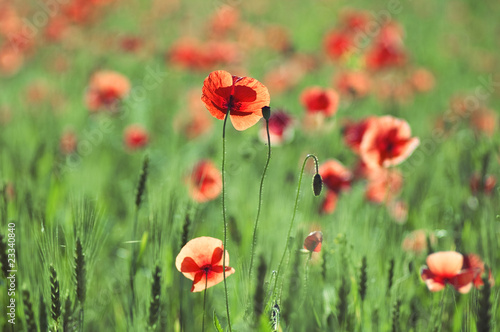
[
  {"left": 262, "top": 106, "right": 271, "bottom": 121},
  {"left": 313, "top": 173, "right": 323, "bottom": 196}
]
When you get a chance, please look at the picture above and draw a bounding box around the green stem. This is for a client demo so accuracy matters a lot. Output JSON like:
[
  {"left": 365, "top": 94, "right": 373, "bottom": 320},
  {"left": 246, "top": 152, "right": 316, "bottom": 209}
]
[
  {"left": 202, "top": 274, "right": 208, "bottom": 332},
  {"left": 303, "top": 252, "right": 312, "bottom": 303},
  {"left": 272, "top": 154, "right": 319, "bottom": 302},
  {"left": 248, "top": 118, "right": 271, "bottom": 277},
  {"left": 221, "top": 102, "right": 233, "bottom": 332}
]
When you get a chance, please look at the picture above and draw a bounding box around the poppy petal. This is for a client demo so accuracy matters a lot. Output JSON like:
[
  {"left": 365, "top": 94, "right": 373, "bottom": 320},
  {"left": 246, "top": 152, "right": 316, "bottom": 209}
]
[
  {"left": 381, "top": 137, "right": 420, "bottom": 167},
  {"left": 176, "top": 237, "right": 224, "bottom": 277},
  {"left": 321, "top": 190, "right": 338, "bottom": 214},
  {"left": 180, "top": 257, "right": 201, "bottom": 273},
  {"left": 191, "top": 271, "right": 206, "bottom": 292},
  {"left": 426, "top": 251, "right": 463, "bottom": 278},
  {"left": 421, "top": 268, "right": 446, "bottom": 292},
  {"left": 230, "top": 112, "right": 264, "bottom": 131},
  {"left": 303, "top": 231, "right": 323, "bottom": 252},
  {"left": 201, "top": 70, "right": 234, "bottom": 120},
  {"left": 191, "top": 267, "right": 235, "bottom": 293},
  {"left": 211, "top": 247, "right": 224, "bottom": 265}
]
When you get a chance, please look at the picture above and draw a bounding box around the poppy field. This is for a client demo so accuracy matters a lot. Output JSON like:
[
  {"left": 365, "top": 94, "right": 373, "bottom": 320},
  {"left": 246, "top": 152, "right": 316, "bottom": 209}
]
[{"left": 1, "top": 0, "right": 500, "bottom": 331}]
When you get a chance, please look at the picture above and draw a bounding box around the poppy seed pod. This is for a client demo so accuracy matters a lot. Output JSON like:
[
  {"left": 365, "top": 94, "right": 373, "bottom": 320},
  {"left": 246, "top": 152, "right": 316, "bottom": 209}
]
[
  {"left": 313, "top": 173, "right": 323, "bottom": 196},
  {"left": 262, "top": 106, "right": 271, "bottom": 121}
]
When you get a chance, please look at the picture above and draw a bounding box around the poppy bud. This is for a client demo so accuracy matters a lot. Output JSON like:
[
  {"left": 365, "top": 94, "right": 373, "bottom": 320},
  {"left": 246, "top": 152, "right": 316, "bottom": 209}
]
[
  {"left": 262, "top": 106, "right": 271, "bottom": 121},
  {"left": 313, "top": 173, "right": 323, "bottom": 196}
]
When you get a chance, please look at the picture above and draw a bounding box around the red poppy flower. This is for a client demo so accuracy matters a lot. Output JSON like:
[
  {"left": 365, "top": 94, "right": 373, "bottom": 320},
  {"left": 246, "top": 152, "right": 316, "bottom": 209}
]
[
  {"left": 258, "top": 110, "right": 294, "bottom": 146},
  {"left": 359, "top": 116, "right": 420, "bottom": 168},
  {"left": 168, "top": 38, "right": 212, "bottom": 70},
  {"left": 420, "top": 251, "right": 478, "bottom": 293},
  {"left": 85, "top": 70, "right": 131, "bottom": 113},
  {"left": 303, "top": 231, "right": 323, "bottom": 252},
  {"left": 320, "top": 191, "right": 338, "bottom": 214},
  {"left": 201, "top": 70, "right": 270, "bottom": 131},
  {"left": 365, "top": 168, "right": 403, "bottom": 204},
  {"left": 342, "top": 117, "right": 376, "bottom": 154},
  {"left": 324, "top": 30, "right": 353, "bottom": 60},
  {"left": 335, "top": 71, "right": 371, "bottom": 98},
  {"left": 300, "top": 86, "right": 339, "bottom": 117},
  {"left": 175, "top": 237, "right": 235, "bottom": 292},
  {"left": 124, "top": 124, "right": 149, "bottom": 150},
  {"left": 365, "top": 24, "right": 407, "bottom": 70},
  {"left": 319, "top": 159, "right": 352, "bottom": 193},
  {"left": 462, "top": 254, "right": 494, "bottom": 288},
  {"left": 187, "top": 160, "right": 222, "bottom": 203}
]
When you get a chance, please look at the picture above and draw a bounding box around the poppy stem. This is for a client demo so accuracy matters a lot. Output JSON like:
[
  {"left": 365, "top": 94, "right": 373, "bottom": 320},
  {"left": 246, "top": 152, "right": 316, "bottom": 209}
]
[
  {"left": 303, "top": 252, "right": 313, "bottom": 304},
  {"left": 271, "top": 154, "right": 319, "bottom": 302},
  {"left": 248, "top": 116, "right": 272, "bottom": 277},
  {"left": 202, "top": 274, "right": 208, "bottom": 332},
  {"left": 221, "top": 102, "right": 233, "bottom": 332}
]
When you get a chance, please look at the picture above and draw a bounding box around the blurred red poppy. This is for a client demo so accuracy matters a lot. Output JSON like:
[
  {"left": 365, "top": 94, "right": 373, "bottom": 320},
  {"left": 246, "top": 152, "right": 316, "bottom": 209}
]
[
  {"left": 85, "top": 70, "right": 130, "bottom": 113},
  {"left": 188, "top": 160, "right": 222, "bottom": 203},
  {"left": 365, "top": 168, "right": 403, "bottom": 204},
  {"left": 124, "top": 124, "right": 149, "bottom": 150},
  {"left": 175, "top": 237, "right": 235, "bottom": 292},
  {"left": 335, "top": 71, "right": 371, "bottom": 98},
  {"left": 342, "top": 117, "right": 375, "bottom": 154},
  {"left": 324, "top": 30, "right": 353, "bottom": 60},
  {"left": 319, "top": 159, "right": 352, "bottom": 214},
  {"left": 463, "top": 254, "right": 495, "bottom": 288},
  {"left": 365, "top": 24, "right": 407, "bottom": 70},
  {"left": 168, "top": 38, "right": 213, "bottom": 70},
  {"left": 259, "top": 110, "right": 294, "bottom": 146},
  {"left": 319, "top": 159, "right": 352, "bottom": 193},
  {"left": 303, "top": 231, "right": 323, "bottom": 252},
  {"left": 201, "top": 70, "right": 270, "bottom": 131},
  {"left": 300, "top": 87, "right": 339, "bottom": 117},
  {"left": 359, "top": 116, "right": 420, "bottom": 168},
  {"left": 320, "top": 191, "right": 338, "bottom": 214},
  {"left": 421, "top": 251, "right": 480, "bottom": 293}
]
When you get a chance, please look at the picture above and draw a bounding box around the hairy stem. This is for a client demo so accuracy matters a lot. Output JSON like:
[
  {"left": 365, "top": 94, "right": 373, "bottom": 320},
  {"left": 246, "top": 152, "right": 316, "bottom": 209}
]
[
  {"left": 221, "top": 101, "right": 232, "bottom": 332},
  {"left": 248, "top": 118, "right": 271, "bottom": 277},
  {"left": 272, "top": 154, "right": 319, "bottom": 302}
]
